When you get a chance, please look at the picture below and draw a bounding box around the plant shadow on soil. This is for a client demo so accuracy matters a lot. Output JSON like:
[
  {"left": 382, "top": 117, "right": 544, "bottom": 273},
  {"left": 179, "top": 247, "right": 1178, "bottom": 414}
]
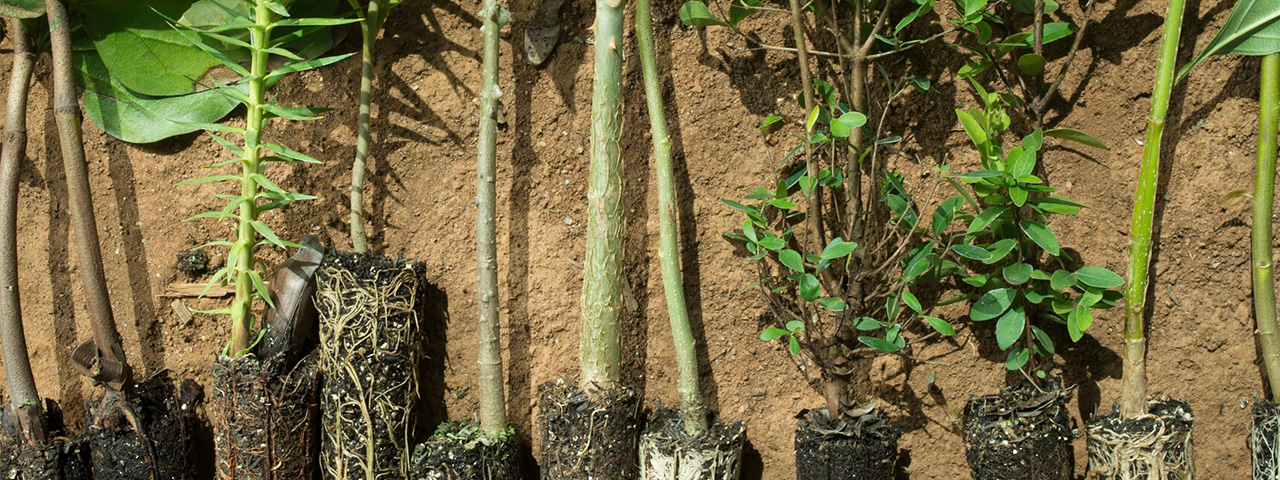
[{"left": 415, "top": 280, "right": 451, "bottom": 439}]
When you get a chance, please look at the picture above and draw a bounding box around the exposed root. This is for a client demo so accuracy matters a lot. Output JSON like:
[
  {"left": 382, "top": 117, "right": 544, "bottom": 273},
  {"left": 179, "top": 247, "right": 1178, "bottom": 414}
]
[
  {"left": 639, "top": 409, "right": 744, "bottom": 480},
  {"left": 317, "top": 252, "right": 424, "bottom": 480},
  {"left": 539, "top": 379, "right": 640, "bottom": 480},
  {"left": 410, "top": 422, "right": 521, "bottom": 480},
  {"left": 211, "top": 353, "right": 319, "bottom": 480},
  {"left": 1254, "top": 401, "right": 1280, "bottom": 480},
  {"left": 1087, "top": 398, "right": 1194, "bottom": 480}
]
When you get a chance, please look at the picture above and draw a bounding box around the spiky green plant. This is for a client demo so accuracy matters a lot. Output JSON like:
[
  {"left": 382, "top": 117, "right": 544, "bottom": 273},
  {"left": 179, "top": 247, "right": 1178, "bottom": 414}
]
[{"left": 176, "top": 0, "right": 354, "bottom": 357}]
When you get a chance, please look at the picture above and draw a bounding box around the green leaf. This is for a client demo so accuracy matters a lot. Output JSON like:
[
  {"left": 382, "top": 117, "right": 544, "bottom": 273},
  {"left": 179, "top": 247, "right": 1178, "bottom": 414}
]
[
  {"left": 786, "top": 320, "right": 805, "bottom": 332},
  {"left": 956, "top": 109, "right": 988, "bottom": 146},
  {"left": 859, "top": 336, "right": 903, "bottom": 353},
  {"left": 177, "top": 174, "right": 240, "bottom": 186},
  {"left": 1050, "top": 269, "right": 1076, "bottom": 290},
  {"left": 805, "top": 105, "right": 821, "bottom": 133},
  {"left": 952, "top": 169, "right": 1003, "bottom": 180},
  {"left": 1031, "top": 325, "right": 1055, "bottom": 355},
  {"left": 1179, "top": 0, "right": 1280, "bottom": 82},
  {"left": 757, "top": 237, "right": 785, "bottom": 250},
  {"left": 1074, "top": 303, "right": 1094, "bottom": 331},
  {"left": 952, "top": 244, "right": 992, "bottom": 261},
  {"left": 730, "top": 0, "right": 764, "bottom": 26},
  {"left": 760, "top": 327, "right": 788, "bottom": 341},
  {"left": 799, "top": 274, "right": 820, "bottom": 301},
  {"left": 924, "top": 316, "right": 955, "bottom": 336},
  {"left": 1003, "top": 263, "right": 1033, "bottom": 285},
  {"left": 971, "top": 288, "right": 1015, "bottom": 321},
  {"left": 250, "top": 220, "right": 287, "bottom": 248},
  {"left": 1006, "top": 146, "right": 1036, "bottom": 179},
  {"left": 1075, "top": 267, "right": 1124, "bottom": 289},
  {"left": 1006, "top": 347, "right": 1030, "bottom": 370},
  {"left": 75, "top": 52, "right": 244, "bottom": 144},
  {"left": 896, "top": 0, "right": 935, "bottom": 33},
  {"left": 996, "top": 306, "right": 1026, "bottom": 350},
  {"left": 78, "top": 0, "right": 228, "bottom": 96},
  {"left": 788, "top": 336, "right": 802, "bottom": 355},
  {"left": 962, "top": 274, "right": 990, "bottom": 287},
  {"left": 821, "top": 238, "right": 858, "bottom": 259},
  {"left": 1043, "top": 128, "right": 1110, "bottom": 150},
  {"left": 816, "top": 297, "right": 846, "bottom": 311},
  {"left": 968, "top": 206, "right": 1009, "bottom": 234},
  {"left": 854, "top": 317, "right": 881, "bottom": 331},
  {"left": 1033, "top": 22, "right": 1074, "bottom": 45},
  {"left": 779, "top": 249, "right": 805, "bottom": 272},
  {"left": 1017, "top": 53, "right": 1046, "bottom": 76},
  {"left": 246, "top": 268, "right": 274, "bottom": 308},
  {"left": 263, "top": 143, "right": 323, "bottom": 164},
  {"left": 983, "top": 239, "right": 1018, "bottom": 264},
  {"left": 1020, "top": 220, "right": 1061, "bottom": 255},
  {"left": 1010, "top": 186, "right": 1028, "bottom": 207},
  {"left": 759, "top": 114, "right": 783, "bottom": 135},
  {"left": 1010, "top": 0, "right": 1058, "bottom": 15},
  {"left": 766, "top": 198, "right": 797, "bottom": 209},
  {"left": 0, "top": 0, "right": 43, "bottom": 18},
  {"left": 902, "top": 291, "right": 922, "bottom": 313}
]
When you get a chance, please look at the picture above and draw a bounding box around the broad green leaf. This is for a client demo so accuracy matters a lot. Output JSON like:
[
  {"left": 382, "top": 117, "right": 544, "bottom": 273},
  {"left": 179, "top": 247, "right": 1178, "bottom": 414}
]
[
  {"left": 1020, "top": 220, "right": 1061, "bottom": 255},
  {"left": 730, "top": 0, "right": 764, "bottom": 26},
  {"left": 902, "top": 291, "right": 922, "bottom": 313},
  {"left": 1006, "top": 347, "right": 1030, "bottom": 370},
  {"left": 896, "top": 0, "right": 935, "bottom": 33},
  {"left": 956, "top": 109, "right": 987, "bottom": 146},
  {"left": 1028, "top": 22, "right": 1074, "bottom": 46},
  {"left": 971, "top": 288, "right": 1015, "bottom": 321},
  {"left": 779, "top": 249, "right": 805, "bottom": 272},
  {"left": 757, "top": 237, "right": 785, "bottom": 250},
  {"left": 1044, "top": 128, "right": 1110, "bottom": 150},
  {"left": 1017, "top": 53, "right": 1046, "bottom": 76},
  {"left": 983, "top": 238, "right": 1018, "bottom": 264},
  {"left": 1075, "top": 266, "right": 1124, "bottom": 289},
  {"left": 952, "top": 169, "right": 1003, "bottom": 181},
  {"left": 759, "top": 114, "right": 783, "bottom": 135},
  {"left": 1050, "top": 269, "right": 1076, "bottom": 290},
  {"left": 788, "top": 336, "right": 801, "bottom": 355},
  {"left": 854, "top": 317, "right": 881, "bottom": 331},
  {"left": 1031, "top": 325, "right": 1055, "bottom": 355},
  {"left": 799, "top": 274, "right": 820, "bottom": 301},
  {"left": 805, "top": 105, "right": 821, "bottom": 133},
  {"left": 996, "top": 306, "right": 1026, "bottom": 350},
  {"left": 77, "top": 0, "right": 225, "bottom": 96},
  {"left": 816, "top": 297, "right": 846, "bottom": 311},
  {"left": 952, "top": 244, "right": 992, "bottom": 261},
  {"left": 1179, "top": 0, "right": 1280, "bottom": 82},
  {"left": 859, "top": 336, "right": 903, "bottom": 353},
  {"left": 968, "top": 206, "right": 1009, "bottom": 234},
  {"left": 924, "top": 316, "right": 955, "bottom": 336},
  {"left": 1010, "top": 0, "right": 1058, "bottom": 15},
  {"left": 786, "top": 320, "right": 805, "bottom": 332},
  {"left": 821, "top": 238, "right": 858, "bottom": 259},
  {"left": 75, "top": 52, "right": 243, "bottom": 144},
  {"left": 1006, "top": 146, "right": 1036, "bottom": 179},
  {"left": 1003, "top": 263, "right": 1033, "bottom": 285},
  {"left": 0, "top": 0, "right": 43, "bottom": 18},
  {"left": 1010, "top": 186, "right": 1029, "bottom": 206},
  {"left": 760, "top": 327, "right": 788, "bottom": 341}
]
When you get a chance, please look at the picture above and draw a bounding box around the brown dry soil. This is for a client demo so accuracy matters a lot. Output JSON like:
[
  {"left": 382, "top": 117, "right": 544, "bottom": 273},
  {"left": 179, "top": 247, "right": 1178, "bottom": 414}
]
[{"left": 0, "top": 0, "right": 1266, "bottom": 477}]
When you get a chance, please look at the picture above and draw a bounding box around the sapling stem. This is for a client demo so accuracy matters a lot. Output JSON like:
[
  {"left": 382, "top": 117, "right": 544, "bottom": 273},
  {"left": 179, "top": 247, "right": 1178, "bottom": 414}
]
[
  {"left": 229, "top": 2, "right": 274, "bottom": 356},
  {"left": 1255, "top": 53, "right": 1280, "bottom": 400},
  {"left": 637, "top": 0, "right": 707, "bottom": 437},
  {"left": 0, "top": 16, "right": 44, "bottom": 442},
  {"left": 47, "top": 0, "right": 132, "bottom": 396},
  {"left": 350, "top": 0, "right": 380, "bottom": 254},
  {"left": 1121, "top": 0, "right": 1185, "bottom": 417},
  {"left": 579, "top": 0, "right": 626, "bottom": 393},
  {"left": 476, "top": 0, "right": 508, "bottom": 434},
  {"left": 789, "top": 0, "right": 825, "bottom": 254}
]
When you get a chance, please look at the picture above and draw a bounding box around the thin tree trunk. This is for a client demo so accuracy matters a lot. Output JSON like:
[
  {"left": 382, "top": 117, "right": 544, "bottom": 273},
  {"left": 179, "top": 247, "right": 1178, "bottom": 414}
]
[
  {"left": 350, "top": 0, "right": 380, "bottom": 254},
  {"left": 579, "top": 0, "right": 627, "bottom": 393},
  {"left": 46, "top": 0, "right": 132, "bottom": 395},
  {"left": 476, "top": 0, "right": 508, "bottom": 434},
  {"left": 636, "top": 0, "right": 707, "bottom": 437},
  {"left": 0, "top": 16, "right": 45, "bottom": 443},
  {"left": 1121, "top": 0, "right": 1186, "bottom": 418},
  {"left": 1255, "top": 53, "right": 1280, "bottom": 400}
]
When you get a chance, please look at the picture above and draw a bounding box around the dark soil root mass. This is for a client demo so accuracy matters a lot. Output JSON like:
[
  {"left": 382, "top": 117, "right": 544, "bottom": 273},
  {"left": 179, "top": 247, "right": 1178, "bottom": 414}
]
[
  {"left": 1253, "top": 401, "right": 1280, "bottom": 480},
  {"left": 0, "top": 400, "right": 91, "bottom": 480},
  {"left": 210, "top": 352, "right": 320, "bottom": 480},
  {"left": 539, "top": 379, "right": 640, "bottom": 480},
  {"left": 85, "top": 372, "right": 200, "bottom": 480},
  {"left": 410, "top": 422, "right": 521, "bottom": 480},
  {"left": 640, "top": 408, "right": 745, "bottom": 480},
  {"left": 795, "top": 408, "right": 900, "bottom": 480},
  {"left": 1087, "top": 398, "right": 1194, "bottom": 480},
  {"left": 963, "top": 381, "right": 1073, "bottom": 480},
  {"left": 317, "top": 251, "right": 425, "bottom": 479}
]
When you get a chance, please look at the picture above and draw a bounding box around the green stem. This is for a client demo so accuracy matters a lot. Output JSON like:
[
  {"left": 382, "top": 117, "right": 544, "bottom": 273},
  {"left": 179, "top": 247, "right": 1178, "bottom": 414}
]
[
  {"left": 636, "top": 0, "right": 707, "bottom": 437},
  {"left": 230, "top": 1, "right": 273, "bottom": 356},
  {"left": 1256, "top": 53, "right": 1280, "bottom": 400},
  {"left": 476, "top": 0, "right": 508, "bottom": 434},
  {"left": 579, "top": 0, "right": 626, "bottom": 393},
  {"left": 1121, "top": 0, "right": 1185, "bottom": 417},
  {"left": 0, "top": 16, "right": 45, "bottom": 444},
  {"left": 47, "top": 0, "right": 132, "bottom": 395},
  {"left": 350, "top": 0, "right": 379, "bottom": 254}
]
